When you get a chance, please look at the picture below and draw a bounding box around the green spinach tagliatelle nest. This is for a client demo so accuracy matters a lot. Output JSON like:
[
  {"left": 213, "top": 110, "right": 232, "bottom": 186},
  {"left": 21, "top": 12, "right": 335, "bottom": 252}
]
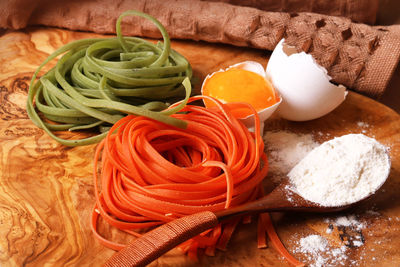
[{"left": 27, "top": 10, "right": 193, "bottom": 146}]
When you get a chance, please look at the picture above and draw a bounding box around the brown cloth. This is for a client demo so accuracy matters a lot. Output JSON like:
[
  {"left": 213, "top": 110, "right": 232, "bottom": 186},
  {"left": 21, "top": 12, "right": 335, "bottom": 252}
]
[
  {"left": 204, "top": 0, "right": 379, "bottom": 24},
  {"left": 1, "top": 0, "right": 399, "bottom": 97}
]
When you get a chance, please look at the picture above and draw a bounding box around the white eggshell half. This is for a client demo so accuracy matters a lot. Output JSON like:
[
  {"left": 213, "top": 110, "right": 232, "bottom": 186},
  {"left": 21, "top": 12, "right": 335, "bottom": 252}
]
[{"left": 266, "top": 39, "right": 347, "bottom": 121}]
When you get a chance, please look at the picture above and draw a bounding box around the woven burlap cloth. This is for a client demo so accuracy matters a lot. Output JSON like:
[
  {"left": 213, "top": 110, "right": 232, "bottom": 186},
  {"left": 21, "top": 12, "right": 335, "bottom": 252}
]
[{"left": 1, "top": 0, "right": 399, "bottom": 97}]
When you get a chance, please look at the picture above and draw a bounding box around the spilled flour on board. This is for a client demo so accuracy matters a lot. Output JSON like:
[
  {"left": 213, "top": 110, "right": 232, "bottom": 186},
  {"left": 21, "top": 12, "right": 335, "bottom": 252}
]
[
  {"left": 291, "top": 214, "right": 368, "bottom": 267},
  {"left": 325, "top": 215, "right": 366, "bottom": 248},
  {"left": 293, "top": 234, "right": 348, "bottom": 267},
  {"left": 263, "top": 130, "right": 318, "bottom": 180},
  {"left": 357, "top": 121, "right": 370, "bottom": 134}
]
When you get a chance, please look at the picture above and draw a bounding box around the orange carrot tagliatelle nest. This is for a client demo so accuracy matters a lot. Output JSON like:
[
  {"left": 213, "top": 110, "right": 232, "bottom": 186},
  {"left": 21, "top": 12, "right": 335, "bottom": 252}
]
[{"left": 91, "top": 96, "right": 302, "bottom": 265}]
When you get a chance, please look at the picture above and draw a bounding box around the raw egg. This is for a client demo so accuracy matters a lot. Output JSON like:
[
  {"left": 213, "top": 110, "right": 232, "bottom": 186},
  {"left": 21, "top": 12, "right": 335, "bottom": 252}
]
[
  {"left": 201, "top": 61, "right": 281, "bottom": 132},
  {"left": 266, "top": 39, "right": 348, "bottom": 121}
]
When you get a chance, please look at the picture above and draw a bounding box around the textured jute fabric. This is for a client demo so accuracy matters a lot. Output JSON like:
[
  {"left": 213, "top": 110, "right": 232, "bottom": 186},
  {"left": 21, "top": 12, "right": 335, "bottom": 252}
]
[
  {"left": 204, "top": 0, "right": 379, "bottom": 24},
  {"left": 1, "top": 0, "right": 399, "bottom": 97}
]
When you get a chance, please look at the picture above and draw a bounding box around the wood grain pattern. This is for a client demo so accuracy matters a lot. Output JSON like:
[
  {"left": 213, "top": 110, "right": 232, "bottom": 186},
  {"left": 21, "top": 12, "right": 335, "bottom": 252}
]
[{"left": 0, "top": 27, "right": 399, "bottom": 266}]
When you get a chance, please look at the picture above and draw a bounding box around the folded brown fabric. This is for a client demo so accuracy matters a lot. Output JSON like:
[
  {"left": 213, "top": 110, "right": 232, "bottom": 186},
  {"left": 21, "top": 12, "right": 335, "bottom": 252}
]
[
  {"left": 203, "top": 0, "right": 379, "bottom": 24},
  {"left": 1, "top": 0, "right": 399, "bottom": 97}
]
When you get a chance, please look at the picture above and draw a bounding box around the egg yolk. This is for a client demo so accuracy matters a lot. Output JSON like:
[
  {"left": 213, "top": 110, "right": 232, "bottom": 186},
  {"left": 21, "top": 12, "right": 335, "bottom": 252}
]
[{"left": 202, "top": 68, "right": 279, "bottom": 118}]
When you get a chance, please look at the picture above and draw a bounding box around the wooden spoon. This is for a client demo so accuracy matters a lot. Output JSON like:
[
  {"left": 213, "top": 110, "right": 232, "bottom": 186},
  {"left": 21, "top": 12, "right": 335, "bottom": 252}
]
[{"left": 103, "top": 180, "right": 346, "bottom": 267}]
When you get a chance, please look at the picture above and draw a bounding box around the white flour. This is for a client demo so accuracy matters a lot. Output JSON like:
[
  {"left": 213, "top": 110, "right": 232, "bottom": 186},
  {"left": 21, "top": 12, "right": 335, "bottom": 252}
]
[
  {"left": 263, "top": 131, "right": 318, "bottom": 177},
  {"left": 288, "top": 134, "right": 390, "bottom": 207},
  {"left": 334, "top": 215, "right": 364, "bottom": 230},
  {"left": 298, "top": 234, "right": 328, "bottom": 254},
  {"left": 357, "top": 121, "right": 370, "bottom": 134},
  {"left": 324, "top": 215, "right": 366, "bottom": 248},
  {"left": 294, "top": 234, "right": 348, "bottom": 267}
]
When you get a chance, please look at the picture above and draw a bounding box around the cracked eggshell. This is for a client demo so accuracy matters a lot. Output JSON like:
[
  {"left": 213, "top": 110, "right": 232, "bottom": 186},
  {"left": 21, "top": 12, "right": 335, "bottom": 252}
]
[{"left": 266, "top": 39, "right": 347, "bottom": 121}]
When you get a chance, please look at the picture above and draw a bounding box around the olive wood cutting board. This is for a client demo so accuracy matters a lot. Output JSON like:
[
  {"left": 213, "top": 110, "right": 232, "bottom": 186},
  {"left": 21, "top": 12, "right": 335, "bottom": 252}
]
[{"left": 0, "top": 27, "right": 399, "bottom": 266}]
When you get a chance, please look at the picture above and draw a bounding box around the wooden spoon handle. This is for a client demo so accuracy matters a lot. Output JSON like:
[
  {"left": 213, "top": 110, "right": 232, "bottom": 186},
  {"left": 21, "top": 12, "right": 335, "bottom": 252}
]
[{"left": 104, "top": 211, "right": 219, "bottom": 267}]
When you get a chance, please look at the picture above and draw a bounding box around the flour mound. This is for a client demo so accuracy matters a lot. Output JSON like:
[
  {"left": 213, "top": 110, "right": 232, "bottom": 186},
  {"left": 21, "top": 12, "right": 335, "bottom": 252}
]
[{"left": 288, "top": 134, "right": 390, "bottom": 207}]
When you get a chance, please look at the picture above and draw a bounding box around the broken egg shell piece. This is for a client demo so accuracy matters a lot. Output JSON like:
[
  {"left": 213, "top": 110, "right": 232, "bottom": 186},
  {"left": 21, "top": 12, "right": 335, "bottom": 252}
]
[
  {"left": 228, "top": 60, "right": 267, "bottom": 75},
  {"left": 201, "top": 61, "right": 282, "bottom": 133},
  {"left": 238, "top": 97, "right": 282, "bottom": 134},
  {"left": 266, "top": 39, "right": 347, "bottom": 122}
]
